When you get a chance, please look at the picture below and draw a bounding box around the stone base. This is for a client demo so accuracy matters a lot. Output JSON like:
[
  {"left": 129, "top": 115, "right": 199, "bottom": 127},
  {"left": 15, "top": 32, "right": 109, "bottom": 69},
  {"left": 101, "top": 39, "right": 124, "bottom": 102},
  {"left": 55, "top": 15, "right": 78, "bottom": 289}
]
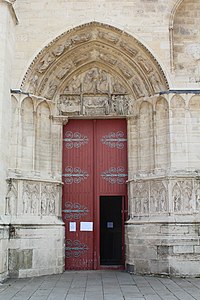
[
  {"left": 125, "top": 221, "right": 200, "bottom": 277},
  {"left": 0, "top": 225, "right": 9, "bottom": 282},
  {"left": 8, "top": 223, "right": 65, "bottom": 278}
]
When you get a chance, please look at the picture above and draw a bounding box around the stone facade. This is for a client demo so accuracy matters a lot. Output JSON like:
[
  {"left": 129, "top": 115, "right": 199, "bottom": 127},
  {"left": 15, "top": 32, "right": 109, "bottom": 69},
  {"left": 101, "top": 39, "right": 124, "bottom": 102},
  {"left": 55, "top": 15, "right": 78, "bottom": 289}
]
[{"left": 0, "top": 0, "right": 200, "bottom": 280}]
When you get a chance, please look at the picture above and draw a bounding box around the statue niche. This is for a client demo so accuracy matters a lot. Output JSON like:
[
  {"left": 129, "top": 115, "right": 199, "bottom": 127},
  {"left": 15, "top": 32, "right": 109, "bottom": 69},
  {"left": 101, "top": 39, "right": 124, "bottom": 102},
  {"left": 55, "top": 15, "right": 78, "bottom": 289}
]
[{"left": 58, "top": 67, "right": 132, "bottom": 117}]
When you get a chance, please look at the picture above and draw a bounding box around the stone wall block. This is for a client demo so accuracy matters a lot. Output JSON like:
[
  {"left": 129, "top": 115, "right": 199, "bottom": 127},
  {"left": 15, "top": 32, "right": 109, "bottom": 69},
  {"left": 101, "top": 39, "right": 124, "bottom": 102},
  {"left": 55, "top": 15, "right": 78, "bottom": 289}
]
[{"left": 173, "top": 245, "right": 194, "bottom": 254}]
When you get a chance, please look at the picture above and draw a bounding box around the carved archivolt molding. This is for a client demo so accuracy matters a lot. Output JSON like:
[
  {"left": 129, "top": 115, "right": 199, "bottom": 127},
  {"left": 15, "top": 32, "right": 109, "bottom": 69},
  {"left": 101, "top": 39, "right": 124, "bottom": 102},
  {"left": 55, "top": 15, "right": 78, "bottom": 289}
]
[{"left": 21, "top": 22, "right": 169, "bottom": 112}]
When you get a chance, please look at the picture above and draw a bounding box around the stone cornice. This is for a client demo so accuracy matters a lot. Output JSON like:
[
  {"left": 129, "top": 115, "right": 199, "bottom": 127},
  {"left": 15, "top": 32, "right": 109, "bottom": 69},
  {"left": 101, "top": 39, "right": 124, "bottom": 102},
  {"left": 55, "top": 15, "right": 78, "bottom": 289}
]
[{"left": 1, "top": 0, "right": 18, "bottom": 25}]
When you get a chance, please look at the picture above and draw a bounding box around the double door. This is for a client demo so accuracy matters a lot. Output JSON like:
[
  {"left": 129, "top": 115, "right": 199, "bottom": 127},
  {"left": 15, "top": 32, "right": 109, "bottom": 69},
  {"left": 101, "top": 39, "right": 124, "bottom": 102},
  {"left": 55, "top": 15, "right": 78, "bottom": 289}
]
[{"left": 62, "top": 119, "right": 127, "bottom": 269}]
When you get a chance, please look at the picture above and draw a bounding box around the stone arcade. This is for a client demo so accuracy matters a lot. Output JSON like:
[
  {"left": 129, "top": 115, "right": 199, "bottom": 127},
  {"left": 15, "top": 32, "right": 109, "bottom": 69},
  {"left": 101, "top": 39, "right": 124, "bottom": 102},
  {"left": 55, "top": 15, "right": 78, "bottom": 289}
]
[{"left": 1, "top": 0, "right": 200, "bottom": 280}]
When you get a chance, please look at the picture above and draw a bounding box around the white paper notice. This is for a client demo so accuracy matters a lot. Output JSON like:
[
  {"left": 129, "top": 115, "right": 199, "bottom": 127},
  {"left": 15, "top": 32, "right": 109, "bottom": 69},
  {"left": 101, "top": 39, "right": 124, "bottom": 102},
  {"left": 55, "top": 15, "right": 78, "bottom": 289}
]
[
  {"left": 107, "top": 222, "right": 114, "bottom": 229},
  {"left": 80, "top": 222, "right": 93, "bottom": 231},
  {"left": 69, "top": 222, "right": 76, "bottom": 232}
]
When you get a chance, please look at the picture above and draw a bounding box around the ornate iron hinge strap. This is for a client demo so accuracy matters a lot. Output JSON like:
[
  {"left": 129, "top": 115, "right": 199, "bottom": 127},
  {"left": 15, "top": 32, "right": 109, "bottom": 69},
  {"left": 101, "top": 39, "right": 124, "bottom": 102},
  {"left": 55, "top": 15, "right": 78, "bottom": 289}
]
[
  {"left": 63, "top": 131, "right": 89, "bottom": 149},
  {"left": 62, "top": 202, "right": 89, "bottom": 219},
  {"left": 101, "top": 131, "right": 127, "bottom": 149},
  {"left": 101, "top": 166, "right": 128, "bottom": 184},
  {"left": 65, "top": 239, "right": 89, "bottom": 258},
  {"left": 63, "top": 167, "right": 89, "bottom": 184}
]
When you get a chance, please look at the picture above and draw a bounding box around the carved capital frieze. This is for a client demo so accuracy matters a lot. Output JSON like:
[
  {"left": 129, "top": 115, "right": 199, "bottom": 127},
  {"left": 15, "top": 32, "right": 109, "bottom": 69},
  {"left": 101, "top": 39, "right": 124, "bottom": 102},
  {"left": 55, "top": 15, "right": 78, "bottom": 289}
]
[{"left": 53, "top": 116, "right": 68, "bottom": 125}]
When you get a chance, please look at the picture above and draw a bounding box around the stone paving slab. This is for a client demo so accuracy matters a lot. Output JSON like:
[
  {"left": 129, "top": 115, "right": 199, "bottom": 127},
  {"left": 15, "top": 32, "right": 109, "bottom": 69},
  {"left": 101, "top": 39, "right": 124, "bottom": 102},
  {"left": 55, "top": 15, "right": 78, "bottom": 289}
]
[{"left": 0, "top": 271, "right": 200, "bottom": 300}]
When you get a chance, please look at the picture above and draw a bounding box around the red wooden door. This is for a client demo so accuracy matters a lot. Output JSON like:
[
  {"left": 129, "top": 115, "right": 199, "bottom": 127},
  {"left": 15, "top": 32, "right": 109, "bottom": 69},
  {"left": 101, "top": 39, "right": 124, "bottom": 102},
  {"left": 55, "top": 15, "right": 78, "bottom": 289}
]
[
  {"left": 95, "top": 120, "right": 127, "bottom": 267},
  {"left": 62, "top": 119, "right": 127, "bottom": 270}
]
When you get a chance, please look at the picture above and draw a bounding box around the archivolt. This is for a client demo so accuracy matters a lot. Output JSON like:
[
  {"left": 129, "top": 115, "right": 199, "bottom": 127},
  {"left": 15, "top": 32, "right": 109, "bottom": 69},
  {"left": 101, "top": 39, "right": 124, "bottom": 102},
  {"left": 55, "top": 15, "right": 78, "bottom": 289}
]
[{"left": 21, "top": 22, "right": 169, "bottom": 101}]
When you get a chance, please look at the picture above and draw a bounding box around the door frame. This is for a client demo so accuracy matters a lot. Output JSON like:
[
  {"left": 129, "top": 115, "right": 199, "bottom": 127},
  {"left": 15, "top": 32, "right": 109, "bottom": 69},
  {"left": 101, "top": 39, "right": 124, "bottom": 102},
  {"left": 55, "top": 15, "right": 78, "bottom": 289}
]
[
  {"left": 97, "top": 194, "right": 127, "bottom": 269},
  {"left": 63, "top": 117, "right": 128, "bottom": 270}
]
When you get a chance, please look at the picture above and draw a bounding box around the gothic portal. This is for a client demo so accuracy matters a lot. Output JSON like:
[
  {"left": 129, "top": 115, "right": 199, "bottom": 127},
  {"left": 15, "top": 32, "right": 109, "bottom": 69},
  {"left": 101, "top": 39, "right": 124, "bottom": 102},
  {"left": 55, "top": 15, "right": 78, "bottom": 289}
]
[{"left": 1, "top": 1, "right": 200, "bottom": 280}]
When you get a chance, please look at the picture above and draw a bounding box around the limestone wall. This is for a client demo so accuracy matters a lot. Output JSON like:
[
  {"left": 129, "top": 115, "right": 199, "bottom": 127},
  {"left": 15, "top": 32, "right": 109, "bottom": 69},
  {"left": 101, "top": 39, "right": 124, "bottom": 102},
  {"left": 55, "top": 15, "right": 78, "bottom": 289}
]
[
  {"left": 173, "top": 0, "right": 200, "bottom": 83},
  {"left": 12, "top": 0, "right": 185, "bottom": 89},
  {"left": 0, "top": 0, "right": 17, "bottom": 282}
]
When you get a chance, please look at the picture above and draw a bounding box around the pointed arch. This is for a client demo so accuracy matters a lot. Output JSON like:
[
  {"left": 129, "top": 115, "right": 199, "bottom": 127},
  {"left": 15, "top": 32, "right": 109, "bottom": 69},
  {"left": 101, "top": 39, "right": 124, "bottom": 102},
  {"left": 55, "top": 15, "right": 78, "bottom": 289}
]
[
  {"left": 172, "top": 0, "right": 200, "bottom": 76},
  {"left": 21, "top": 22, "right": 169, "bottom": 104},
  {"left": 35, "top": 101, "right": 51, "bottom": 174},
  {"left": 139, "top": 101, "right": 154, "bottom": 172},
  {"left": 21, "top": 97, "right": 34, "bottom": 171},
  {"left": 155, "top": 97, "right": 169, "bottom": 170}
]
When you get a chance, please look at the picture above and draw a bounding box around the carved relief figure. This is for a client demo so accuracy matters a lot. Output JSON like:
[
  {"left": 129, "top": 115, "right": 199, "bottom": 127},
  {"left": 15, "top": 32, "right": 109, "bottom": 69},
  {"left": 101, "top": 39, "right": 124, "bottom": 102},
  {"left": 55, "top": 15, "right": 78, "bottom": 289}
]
[
  {"left": 109, "top": 96, "right": 116, "bottom": 113},
  {"left": 112, "top": 78, "right": 127, "bottom": 94},
  {"left": 41, "top": 185, "right": 48, "bottom": 215},
  {"left": 23, "top": 183, "right": 31, "bottom": 214},
  {"left": 23, "top": 182, "right": 39, "bottom": 215},
  {"left": 117, "top": 63, "right": 133, "bottom": 79},
  {"left": 49, "top": 186, "right": 57, "bottom": 215},
  {"left": 72, "top": 33, "right": 91, "bottom": 44},
  {"left": 142, "top": 190, "right": 149, "bottom": 214},
  {"left": 173, "top": 183, "right": 181, "bottom": 212},
  {"left": 195, "top": 186, "right": 200, "bottom": 211},
  {"left": 41, "top": 184, "right": 57, "bottom": 215},
  {"left": 45, "top": 81, "right": 58, "bottom": 99},
  {"left": 160, "top": 188, "right": 167, "bottom": 212},
  {"left": 150, "top": 188, "right": 159, "bottom": 212},
  {"left": 184, "top": 186, "right": 193, "bottom": 211},
  {"left": 5, "top": 180, "right": 17, "bottom": 215},
  {"left": 56, "top": 63, "right": 72, "bottom": 80},
  {"left": 137, "top": 56, "right": 153, "bottom": 73},
  {"left": 135, "top": 195, "right": 141, "bottom": 214},
  {"left": 73, "top": 53, "right": 90, "bottom": 66},
  {"left": 30, "top": 185, "right": 39, "bottom": 214},
  {"left": 99, "top": 53, "right": 117, "bottom": 65},
  {"left": 37, "top": 52, "right": 55, "bottom": 73},
  {"left": 150, "top": 183, "right": 167, "bottom": 213},
  {"left": 132, "top": 76, "right": 145, "bottom": 98},
  {"left": 83, "top": 68, "right": 98, "bottom": 93},
  {"left": 64, "top": 76, "right": 82, "bottom": 94},
  {"left": 97, "top": 70, "right": 109, "bottom": 93},
  {"left": 58, "top": 95, "right": 80, "bottom": 114},
  {"left": 120, "top": 42, "right": 138, "bottom": 57},
  {"left": 53, "top": 44, "right": 65, "bottom": 56},
  {"left": 98, "top": 31, "right": 119, "bottom": 44},
  {"left": 29, "top": 74, "right": 39, "bottom": 94},
  {"left": 149, "top": 72, "right": 162, "bottom": 92}
]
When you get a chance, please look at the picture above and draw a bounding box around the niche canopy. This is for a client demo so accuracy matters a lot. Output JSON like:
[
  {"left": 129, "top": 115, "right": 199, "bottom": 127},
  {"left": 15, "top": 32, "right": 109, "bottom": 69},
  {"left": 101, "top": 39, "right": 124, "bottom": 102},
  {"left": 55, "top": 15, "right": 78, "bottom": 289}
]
[{"left": 21, "top": 22, "right": 168, "bottom": 116}]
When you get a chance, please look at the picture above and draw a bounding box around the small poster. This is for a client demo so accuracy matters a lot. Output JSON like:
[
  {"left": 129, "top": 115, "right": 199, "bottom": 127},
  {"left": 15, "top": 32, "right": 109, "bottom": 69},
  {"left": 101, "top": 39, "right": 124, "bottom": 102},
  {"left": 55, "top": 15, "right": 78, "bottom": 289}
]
[
  {"left": 107, "top": 222, "right": 114, "bottom": 229},
  {"left": 80, "top": 222, "right": 93, "bottom": 231},
  {"left": 69, "top": 222, "right": 76, "bottom": 232}
]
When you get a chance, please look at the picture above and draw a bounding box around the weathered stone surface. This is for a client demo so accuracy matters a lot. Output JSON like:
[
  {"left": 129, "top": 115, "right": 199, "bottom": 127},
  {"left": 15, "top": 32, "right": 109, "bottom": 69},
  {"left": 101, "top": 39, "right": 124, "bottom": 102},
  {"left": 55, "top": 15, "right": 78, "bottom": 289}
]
[{"left": 1, "top": 0, "right": 200, "bottom": 280}]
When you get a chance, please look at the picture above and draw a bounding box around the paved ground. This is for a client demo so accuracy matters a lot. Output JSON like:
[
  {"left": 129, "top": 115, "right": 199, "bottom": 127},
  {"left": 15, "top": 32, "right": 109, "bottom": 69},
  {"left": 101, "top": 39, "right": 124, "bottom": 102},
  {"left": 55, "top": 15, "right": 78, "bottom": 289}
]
[{"left": 0, "top": 271, "right": 200, "bottom": 300}]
